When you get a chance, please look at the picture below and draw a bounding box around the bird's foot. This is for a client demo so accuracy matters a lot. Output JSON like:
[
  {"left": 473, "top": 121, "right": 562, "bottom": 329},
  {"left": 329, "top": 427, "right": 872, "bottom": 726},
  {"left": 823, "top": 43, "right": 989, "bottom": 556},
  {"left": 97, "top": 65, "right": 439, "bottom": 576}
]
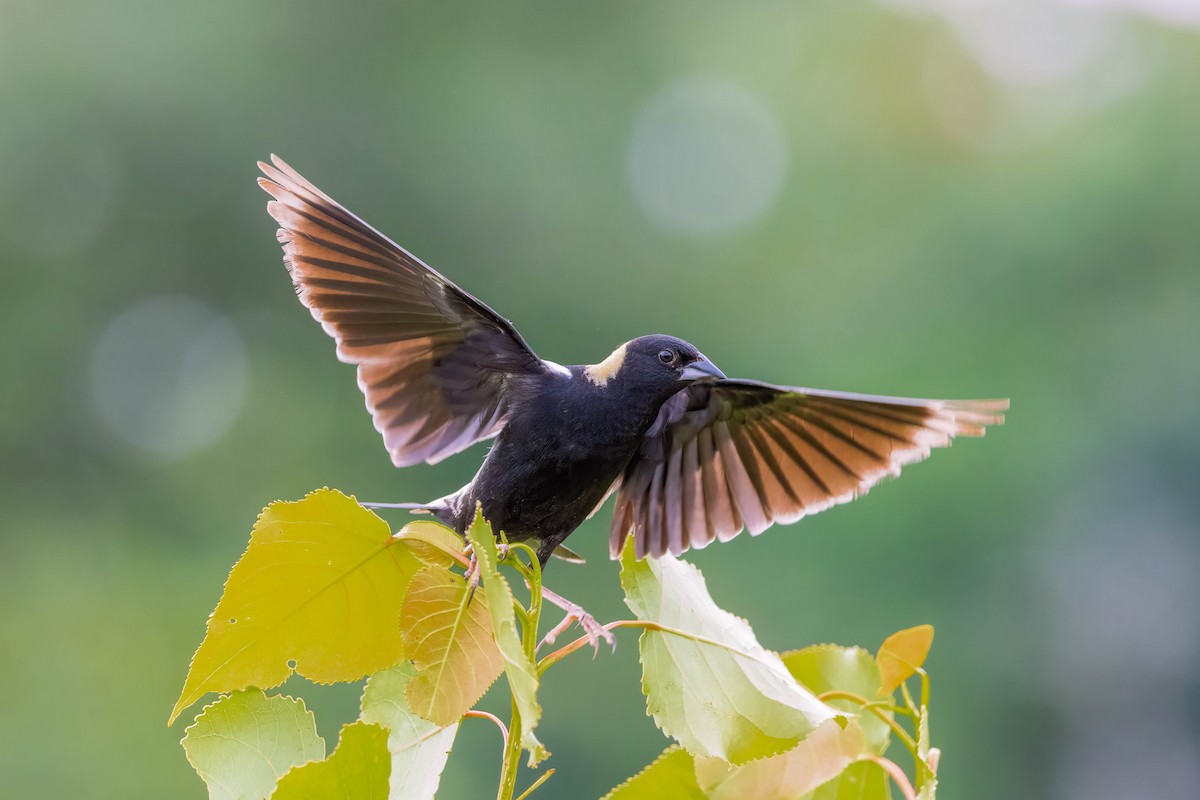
[
  {"left": 539, "top": 586, "right": 616, "bottom": 655},
  {"left": 462, "top": 546, "right": 480, "bottom": 602},
  {"left": 463, "top": 541, "right": 512, "bottom": 603}
]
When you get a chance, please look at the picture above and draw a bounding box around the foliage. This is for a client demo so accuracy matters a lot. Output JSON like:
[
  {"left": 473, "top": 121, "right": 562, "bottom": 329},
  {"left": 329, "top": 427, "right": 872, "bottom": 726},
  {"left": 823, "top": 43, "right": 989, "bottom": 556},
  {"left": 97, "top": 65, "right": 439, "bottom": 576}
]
[
  {"left": 181, "top": 689, "right": 324, "bottom": 800},
  {"left": 173, "top": 490, "right": 943, "bottom": 799},
  {"left": 170, "top": 489, "right": 427, "bottom": 724},
  {"left": 464, "top": 509, "right": 548, "bottom": 766},
  {"left": 359, "top": 664, "right": 459, "bottom": 800},
  {"left": 269, "top": 722, "right": 390, "bottom": 799},
  {"left": 782, "top": 646, "right": 892, "bottom": 755},
  {"left": 877, "top": 626, "right": 935, "bottom": 695},
  {"left": 619, "top": 544, "right": 841, "bottom": 763},
  {"left": 400, "top": 566, "right": 504, "bottom": 726}
]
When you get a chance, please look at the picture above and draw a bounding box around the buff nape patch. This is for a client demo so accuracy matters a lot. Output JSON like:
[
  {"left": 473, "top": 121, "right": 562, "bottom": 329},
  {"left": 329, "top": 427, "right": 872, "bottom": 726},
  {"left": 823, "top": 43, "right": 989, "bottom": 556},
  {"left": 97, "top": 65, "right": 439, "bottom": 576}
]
[{"left": 584, "top": 343, "right": 628, "bottom": 386}]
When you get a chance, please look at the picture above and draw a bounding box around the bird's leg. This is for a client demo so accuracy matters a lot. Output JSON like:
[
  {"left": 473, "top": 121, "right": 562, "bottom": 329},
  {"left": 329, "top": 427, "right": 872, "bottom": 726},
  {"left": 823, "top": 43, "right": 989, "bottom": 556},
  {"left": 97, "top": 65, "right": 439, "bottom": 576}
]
[
  {"left": 463, "top": 544, "right": 480, "bottom": 603},
  {"left": 539, "top": 585, "right": 616, "bottom": 655},
  {"left": 463, "top": 542, "right": 510, "bottom": 604},
  {"left": 539, "top": 612, "right": 581, "bottom": 652}
]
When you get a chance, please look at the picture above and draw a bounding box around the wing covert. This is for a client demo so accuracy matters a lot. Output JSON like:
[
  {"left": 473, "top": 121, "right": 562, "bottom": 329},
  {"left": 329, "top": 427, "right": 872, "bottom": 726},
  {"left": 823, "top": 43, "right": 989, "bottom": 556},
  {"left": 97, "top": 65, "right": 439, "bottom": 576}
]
[{"left": 259, "top": 155, "right": 549, "bottom": 466}]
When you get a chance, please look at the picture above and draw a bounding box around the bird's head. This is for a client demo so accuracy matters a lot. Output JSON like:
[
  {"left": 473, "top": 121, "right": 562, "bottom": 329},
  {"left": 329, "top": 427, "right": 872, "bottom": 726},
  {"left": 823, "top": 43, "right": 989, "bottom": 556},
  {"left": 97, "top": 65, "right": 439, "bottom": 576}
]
[{"left": 584, "top": 334, "right": 725, "bottom": 397}]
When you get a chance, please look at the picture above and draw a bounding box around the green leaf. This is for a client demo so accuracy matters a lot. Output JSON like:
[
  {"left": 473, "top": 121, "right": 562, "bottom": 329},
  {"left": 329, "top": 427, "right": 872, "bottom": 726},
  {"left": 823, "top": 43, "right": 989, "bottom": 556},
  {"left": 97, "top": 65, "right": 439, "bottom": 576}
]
[
  {"left": 360, "top": 664, "right": 459, "bottom": 800},
  {"left": 604, "top": 733, "right": 882, "bottom": 800},
  {"left": 171, "top": 489, "right": 423, "bottom": 724},
  {"left": 464, "top": 509, "right": 547, "bottom": 766},
  {"left": 401, "top": 566, "right": 504, "bottom": 726},
  {"left": 601, "top": 746, "right": 705, "bottom": 800},
  {"left": 805, "top": 760, "right": 893, "bottom": 800},
  {"left": 916, "top": 776, "right": 938, "bottom": 799},
  {"left": 394, "top": 520, "right": 467, "bottom": 568},
  {"left": 783, "top": 645, "right": 892, "bottom": 754},
  {"left": 696, "top": 719, "right": 871, "bottom": 800},
  {"left": 877, "top": 625, "right": 933, "bottom": 695},
  {"left": 270, "top": 721, "right": 390, "bottom": 799},
  {"left": 619, "top": 543, "right": 841, "bottom": 764},
  {"left": 181, "top": 689, "right": 325, "bottom": 800}
]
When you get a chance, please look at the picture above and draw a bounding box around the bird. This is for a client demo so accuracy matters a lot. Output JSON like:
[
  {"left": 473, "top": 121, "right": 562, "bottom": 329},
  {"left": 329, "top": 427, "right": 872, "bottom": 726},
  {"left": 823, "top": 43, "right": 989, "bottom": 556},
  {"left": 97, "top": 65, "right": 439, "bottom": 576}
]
[{"left": 258, "top": 155, "right": 1007, "bottom": 578}]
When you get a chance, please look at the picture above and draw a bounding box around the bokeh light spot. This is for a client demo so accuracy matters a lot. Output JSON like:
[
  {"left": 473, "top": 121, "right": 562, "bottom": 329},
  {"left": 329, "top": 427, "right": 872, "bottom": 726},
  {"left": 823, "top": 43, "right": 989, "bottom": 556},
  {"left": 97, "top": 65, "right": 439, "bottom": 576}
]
[
  {"left": 627, "top": 76, "right": 788, "bottom": 238},
  {"left": 88, "top": 295, "right": 248, "bottom": 461}
]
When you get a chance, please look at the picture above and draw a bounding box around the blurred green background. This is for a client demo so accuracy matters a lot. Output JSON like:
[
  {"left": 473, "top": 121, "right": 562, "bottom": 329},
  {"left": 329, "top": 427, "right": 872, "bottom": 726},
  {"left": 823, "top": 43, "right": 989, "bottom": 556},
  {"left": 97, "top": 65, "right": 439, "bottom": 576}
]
[{"left": 3, "top": 0, "right": 1199, "bottom": 798}]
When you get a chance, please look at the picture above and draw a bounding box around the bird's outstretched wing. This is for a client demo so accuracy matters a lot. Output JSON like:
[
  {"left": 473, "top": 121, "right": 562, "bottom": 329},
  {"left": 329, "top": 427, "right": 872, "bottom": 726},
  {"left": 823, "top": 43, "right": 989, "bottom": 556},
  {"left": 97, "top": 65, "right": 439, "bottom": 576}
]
[
  {"left": 259, "top": 155, "right": 552, "bottom": 466},
  {"left": 611, "top": 380, "right": 1007, "bottom": 558}
]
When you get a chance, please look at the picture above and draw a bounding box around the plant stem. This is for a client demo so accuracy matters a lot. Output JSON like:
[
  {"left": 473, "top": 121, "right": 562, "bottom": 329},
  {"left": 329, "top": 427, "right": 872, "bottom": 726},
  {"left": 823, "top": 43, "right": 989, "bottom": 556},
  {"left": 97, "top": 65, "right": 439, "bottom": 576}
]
[
  {"left": 513, "top": 768, "right": 555, "bottom": 800},
  {"left": 495, "top": 541, "right": 544, "bottom": 800},
  {"left": 898, "top": 674, "right": 935, "bottom": 789},
  {"left": 496, "top": 697, "right": 523, "bottom": 800},
  {"left": 464, "top": 710, "right": 509, "bottom": 742},
  {"left": 900, "top": 682, "right": 918, "bottom": 716},
  {"left": 816, "top": 690, "right": 920, "bottom": 755},
  {"left": 863, "top": 755, "right": 917, "bottom": 800},
  {"left": 536, "top": 619, "right": 763, "bottom": 674}
]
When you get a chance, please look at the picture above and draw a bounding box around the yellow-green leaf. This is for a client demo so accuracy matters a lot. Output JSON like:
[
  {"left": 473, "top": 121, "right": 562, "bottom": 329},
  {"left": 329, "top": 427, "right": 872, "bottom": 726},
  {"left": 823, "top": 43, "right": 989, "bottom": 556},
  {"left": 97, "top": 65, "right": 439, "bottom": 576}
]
[
  {"left": 464, "top": 509, "right": 547, "bottom": 765},
  {"left": 181, "top": 689, "right": 325, "bottom": 800},
  {"left": 783, "top": 645, "right": 892, "bottom": 754},
  {"left": 805, "top": 759, "right": 893, "bottom": 800},
  {"left": 171, "top": 489, "right": 423, "bottom": 724},
  {"left": 270, "top": 721, "right": 389, "bottom": 799},
  {"left": 601, "top": 746, "right": 705, "bottom": 800},
  {"left": 620, "top": 542, "right": 841, "bottom": 764},
  {"left": 360, "top": 664, "right": 459, "bottom": 800},
  {"left": 402, "top": 566, "right": 503, "bottom": 726},
  {"left": 395, "top": 520, "right": 466, "bottom": 568},
  {"left": 695, "top": 720, "right": 871, "bottom": 800},
  {"left": 877, "top": 625, "right": 934, "bottom": 695}
]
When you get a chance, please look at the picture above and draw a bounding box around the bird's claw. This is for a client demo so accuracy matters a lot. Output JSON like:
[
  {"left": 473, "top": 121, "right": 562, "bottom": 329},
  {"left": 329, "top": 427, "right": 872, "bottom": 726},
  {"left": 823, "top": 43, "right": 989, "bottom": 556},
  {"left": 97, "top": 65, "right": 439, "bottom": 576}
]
[
  {"left": 463, "top": 542, "right": 510, "bottom": 605},
  {"left": 463, "top": 549, "right": 480, "bottom": 604},
  {"left": 466, "top": 542, "right": 613, "bottom": 654},
  {"left": 539, "top": 586, "right": 616, "bottom": 655}
]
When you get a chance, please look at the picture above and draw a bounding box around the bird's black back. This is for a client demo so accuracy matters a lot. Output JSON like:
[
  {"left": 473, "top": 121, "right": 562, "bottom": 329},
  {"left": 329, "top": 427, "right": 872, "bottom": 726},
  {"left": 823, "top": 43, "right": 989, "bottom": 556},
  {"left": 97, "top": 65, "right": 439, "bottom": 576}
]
[{"left": 438, "top": 364, "right": 677, "bottom": 563}]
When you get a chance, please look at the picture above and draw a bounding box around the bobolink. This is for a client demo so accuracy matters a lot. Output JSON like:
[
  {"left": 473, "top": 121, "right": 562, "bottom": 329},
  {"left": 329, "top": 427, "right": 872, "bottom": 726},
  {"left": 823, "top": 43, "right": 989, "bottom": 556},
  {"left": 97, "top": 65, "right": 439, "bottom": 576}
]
[{"left": 259, "top": 156, "right": 1006, "bottom": 573}]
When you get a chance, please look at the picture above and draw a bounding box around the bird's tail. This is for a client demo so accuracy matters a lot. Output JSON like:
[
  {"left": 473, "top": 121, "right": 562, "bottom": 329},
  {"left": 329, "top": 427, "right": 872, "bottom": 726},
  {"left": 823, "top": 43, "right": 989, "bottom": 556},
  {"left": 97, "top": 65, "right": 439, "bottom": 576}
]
[
  {"left": 362, "top": 496, "right": 585, "bottom": 564},
  {"left": 361, "top": 494, "right": 459, "bottom": 531},
  {"left": 359, "top": 501, "right": 435, "bottom": 512}
]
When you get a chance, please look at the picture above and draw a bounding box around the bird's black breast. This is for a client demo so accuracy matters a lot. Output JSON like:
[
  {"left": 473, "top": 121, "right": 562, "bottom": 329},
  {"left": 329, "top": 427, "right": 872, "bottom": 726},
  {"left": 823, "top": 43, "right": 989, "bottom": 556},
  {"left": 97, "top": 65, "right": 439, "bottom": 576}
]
[{"left": 453, "top": 369, "right": 664, "bottom": 560}]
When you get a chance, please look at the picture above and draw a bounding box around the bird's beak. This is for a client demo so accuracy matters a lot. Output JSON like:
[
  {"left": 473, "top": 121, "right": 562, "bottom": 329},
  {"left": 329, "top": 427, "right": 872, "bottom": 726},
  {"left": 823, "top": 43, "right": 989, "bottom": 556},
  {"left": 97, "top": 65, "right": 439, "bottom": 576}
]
[{"left": 680, "top": 357, "right": 726, "bottom": 382}]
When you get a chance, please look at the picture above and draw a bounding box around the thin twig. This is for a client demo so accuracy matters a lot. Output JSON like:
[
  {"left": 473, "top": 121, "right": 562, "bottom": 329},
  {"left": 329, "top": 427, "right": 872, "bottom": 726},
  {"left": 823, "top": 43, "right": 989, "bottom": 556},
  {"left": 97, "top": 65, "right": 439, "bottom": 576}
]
[
  {"left": 816, "top": 690, "right": 919, "bottom": 755},
  {"left": 464, "top": 710, "right": 509, "bottom": 742},
  {"left": 901, "top": 682, "right": 919, "bottom": 716},
  {"left": 863, "top": 755, "right": 917, "bottom": 800},
  {"left": 495, "top": 540, "right": 543, "bottom": 800},
  {"left": 536, "top": 619, "right": 765, "bottom": 674},
  {"left": 496, "top": 698, "right": 523, "bottom": 800},
  {"left": 513, "top": 768, "right": 555, "bottom": 800}
]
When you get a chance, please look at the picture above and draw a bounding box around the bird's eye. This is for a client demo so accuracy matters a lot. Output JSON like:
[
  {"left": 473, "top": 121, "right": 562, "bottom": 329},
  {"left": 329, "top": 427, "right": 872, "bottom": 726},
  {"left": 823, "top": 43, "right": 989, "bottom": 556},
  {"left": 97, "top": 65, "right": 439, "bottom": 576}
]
[{"left": 658, "top": 349, "right": 675, "bottom": 364}]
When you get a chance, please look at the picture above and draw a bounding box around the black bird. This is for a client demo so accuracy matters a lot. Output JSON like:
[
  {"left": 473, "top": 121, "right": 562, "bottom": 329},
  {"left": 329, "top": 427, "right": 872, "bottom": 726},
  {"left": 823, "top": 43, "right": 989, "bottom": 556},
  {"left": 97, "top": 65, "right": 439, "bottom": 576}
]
[{"left": 259, "top": 156, "right": 1007, "bottom": 574}]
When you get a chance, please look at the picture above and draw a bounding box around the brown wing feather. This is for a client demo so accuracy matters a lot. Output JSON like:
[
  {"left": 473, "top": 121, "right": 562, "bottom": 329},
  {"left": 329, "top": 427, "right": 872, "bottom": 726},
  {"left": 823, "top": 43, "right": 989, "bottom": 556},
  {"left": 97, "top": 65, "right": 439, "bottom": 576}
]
[
  {"left": 611, "top": 380, "right": 1007, "bottom": 558},
  {"left": 258, "top": 155, "right": 548, "bottom": 466}
]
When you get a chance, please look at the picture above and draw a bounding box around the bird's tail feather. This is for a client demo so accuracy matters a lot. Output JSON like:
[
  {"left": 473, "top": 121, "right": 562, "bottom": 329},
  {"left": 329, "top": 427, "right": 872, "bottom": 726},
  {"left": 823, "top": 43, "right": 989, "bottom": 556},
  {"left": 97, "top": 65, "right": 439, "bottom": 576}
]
[{"left": 359, "top": 501, "right": 435, "bottom": 513}]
